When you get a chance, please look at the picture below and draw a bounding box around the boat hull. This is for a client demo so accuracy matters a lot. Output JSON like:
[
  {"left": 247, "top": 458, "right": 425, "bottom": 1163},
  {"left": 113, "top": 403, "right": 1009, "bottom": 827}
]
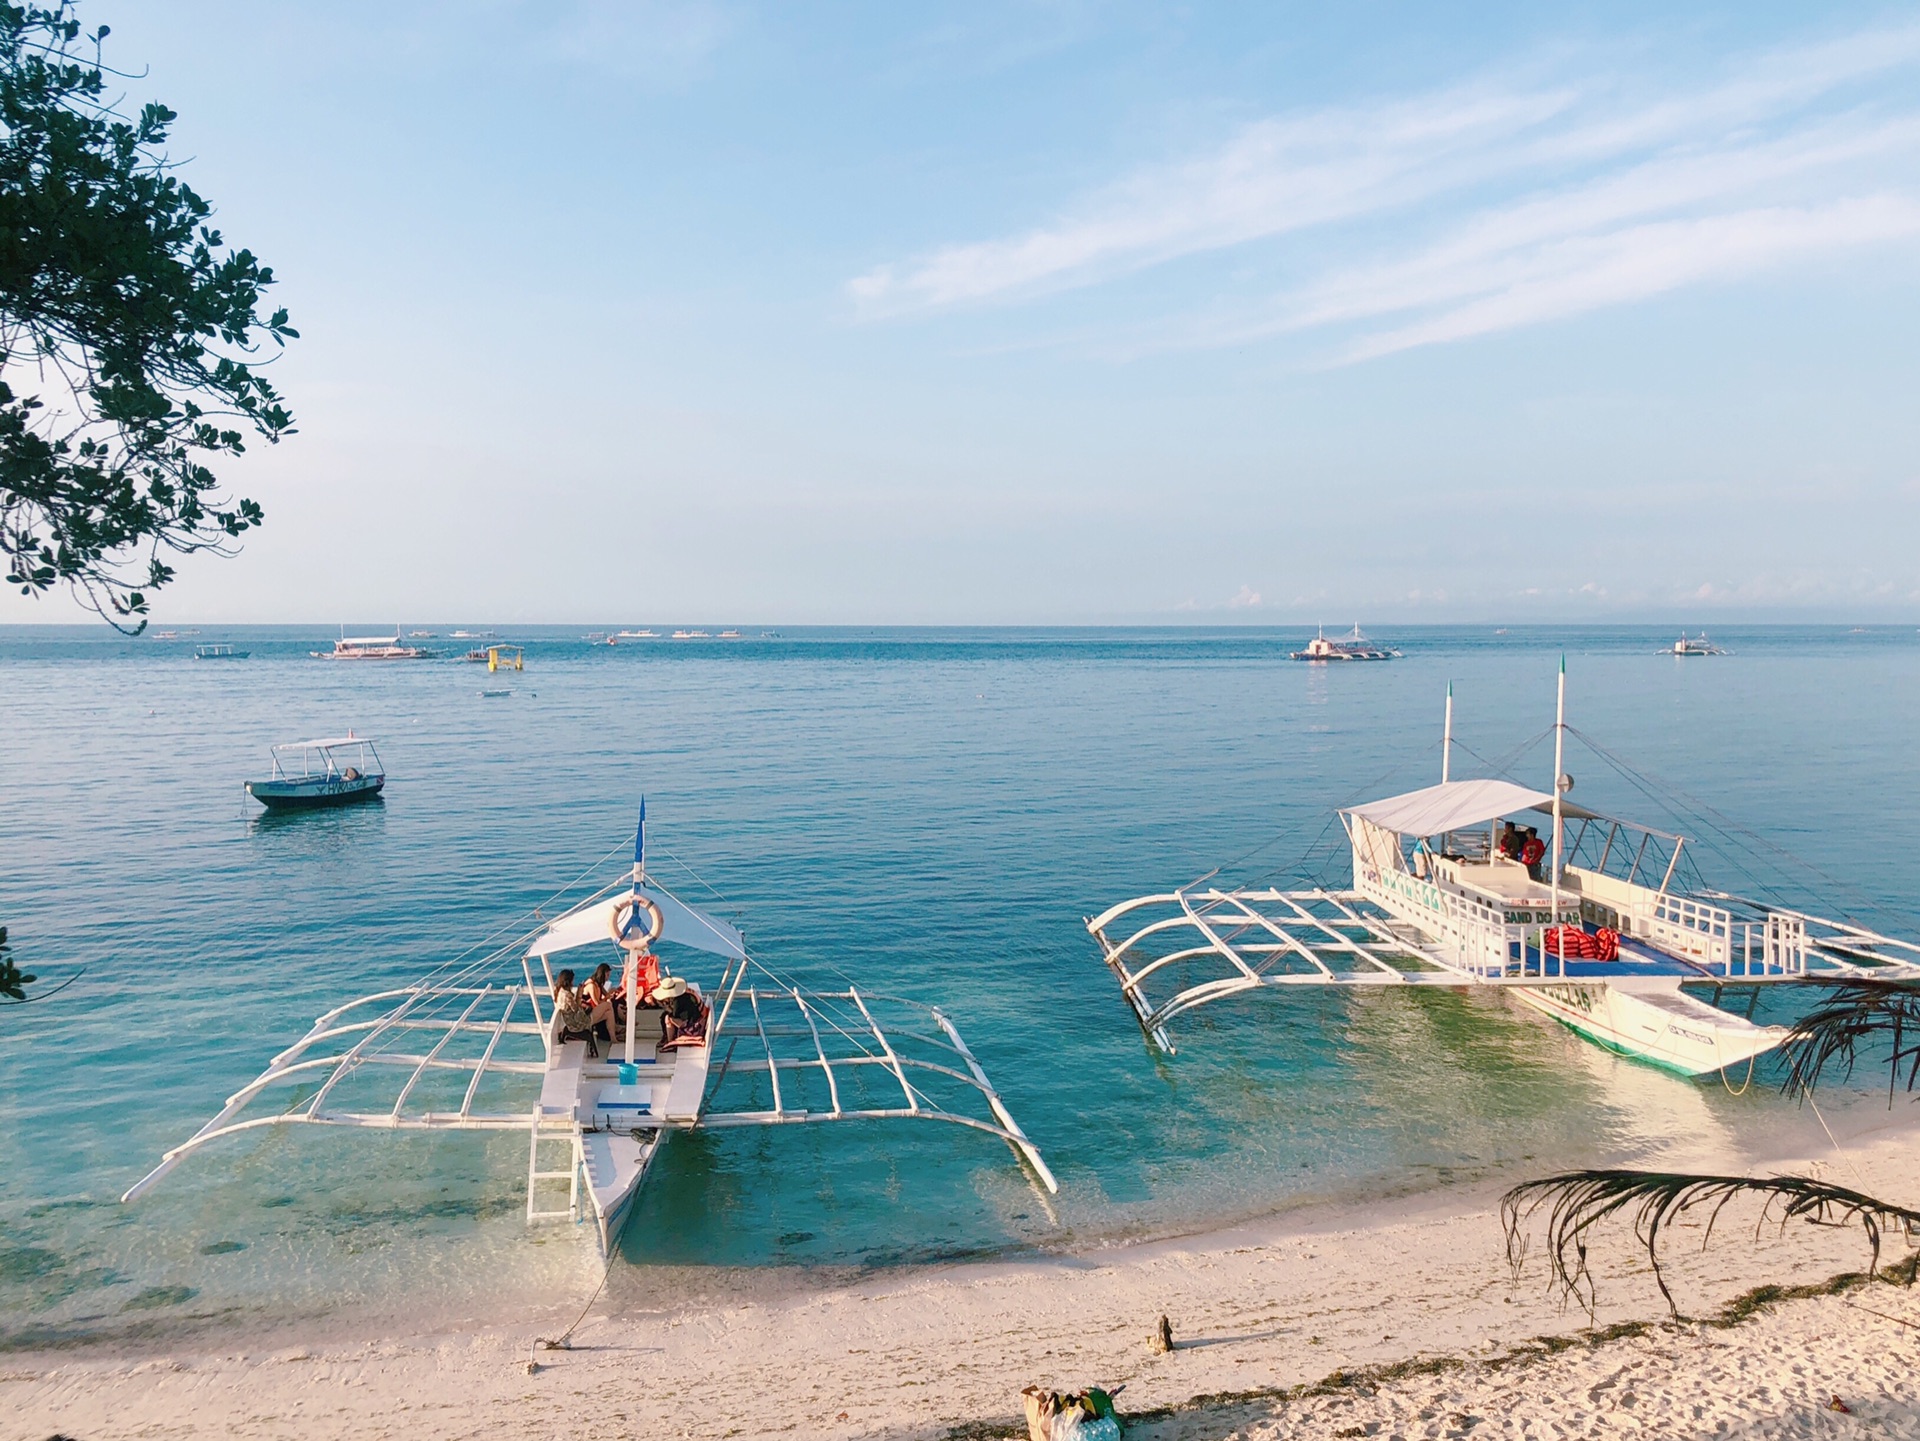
[
  {"left": 1508, "top": 978, "right": 1788, "bottom": 1076},
  {"left": 247, "top": 776, "right": 385, "bottom": 810}
]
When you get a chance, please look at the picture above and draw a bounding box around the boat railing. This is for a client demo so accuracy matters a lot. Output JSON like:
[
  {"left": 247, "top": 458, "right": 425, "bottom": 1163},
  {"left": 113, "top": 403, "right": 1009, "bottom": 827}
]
[{"left": 1644, "top": 892, "right": 1734, "bottom": 967}]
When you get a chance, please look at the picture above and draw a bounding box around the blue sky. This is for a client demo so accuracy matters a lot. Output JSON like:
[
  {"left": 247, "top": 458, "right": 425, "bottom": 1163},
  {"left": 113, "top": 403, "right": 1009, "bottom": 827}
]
[{"left": 10, "top": 1, "right": 1920, "bottom": 624}]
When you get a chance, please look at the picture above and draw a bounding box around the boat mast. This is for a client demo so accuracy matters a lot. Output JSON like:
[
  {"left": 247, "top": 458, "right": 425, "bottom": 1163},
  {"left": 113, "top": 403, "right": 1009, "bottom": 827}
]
[
  {"left": 1441, "top": 681, "right": 1453, "bottom": 784},
  {"left": 1549, "top": 656, "right": 1566, "bottom": 972},
  {"left": 624, "top": 799, "right": 646, "bottom": 1068}
]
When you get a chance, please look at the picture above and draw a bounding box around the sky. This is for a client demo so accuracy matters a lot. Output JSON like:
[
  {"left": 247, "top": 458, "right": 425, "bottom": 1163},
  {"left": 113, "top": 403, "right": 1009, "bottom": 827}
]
[{"left": 8, "top": 0, "right": 1920, "bottom": 625}]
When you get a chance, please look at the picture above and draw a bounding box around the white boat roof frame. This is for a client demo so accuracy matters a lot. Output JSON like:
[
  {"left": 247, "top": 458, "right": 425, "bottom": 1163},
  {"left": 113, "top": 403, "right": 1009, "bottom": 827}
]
[{"left": 272, "top": 736, "right": 381, "bottom": 754}]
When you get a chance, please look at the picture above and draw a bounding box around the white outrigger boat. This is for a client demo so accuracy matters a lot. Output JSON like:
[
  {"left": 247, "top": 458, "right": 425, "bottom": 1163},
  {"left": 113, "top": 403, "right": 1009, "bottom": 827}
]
[
  {"left": 1291, "top": 624, "right": 1400, "bottom": 662},
  {"left": 1668, "top": 632, "right": 1727, "bottom": 656},
  {"left": 1090, "top": 668, "right": 1920, "bottom": 1077},
  {"left": 313, "top": 629, "right": 428, "bottom": 660},
  {"left": 125, "top": 810, "right": 1056, "bottom": 1253}
]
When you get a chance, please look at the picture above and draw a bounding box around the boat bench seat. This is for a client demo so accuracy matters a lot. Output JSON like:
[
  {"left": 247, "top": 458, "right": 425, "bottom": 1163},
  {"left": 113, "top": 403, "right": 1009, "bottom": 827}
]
[{"left": 539, "top": 1040, "right": 587, "bottom": 1119}]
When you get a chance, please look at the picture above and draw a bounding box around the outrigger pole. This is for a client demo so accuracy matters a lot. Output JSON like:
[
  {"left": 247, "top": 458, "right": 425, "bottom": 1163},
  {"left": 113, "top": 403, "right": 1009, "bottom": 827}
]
[{"left": 1550, "top": 656, "right": 1567, "bottom": 973}]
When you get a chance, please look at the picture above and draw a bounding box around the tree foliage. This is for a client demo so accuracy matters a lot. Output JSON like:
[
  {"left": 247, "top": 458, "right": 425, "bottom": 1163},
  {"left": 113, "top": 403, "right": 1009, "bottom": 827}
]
[
  {"left": 1503, "top": 980, "right": 1920, "bottom": 1317},
  {"left": 0, "top": 3, "right": 295, "bottom": 628}
]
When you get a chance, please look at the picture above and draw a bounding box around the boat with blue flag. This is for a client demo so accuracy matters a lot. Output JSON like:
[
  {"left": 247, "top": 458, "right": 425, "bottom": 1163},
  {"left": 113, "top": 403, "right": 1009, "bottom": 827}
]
[
  {"left": 245, "top": 734, "right": 386, "bottom": 811},
  {"left": 123, "top": 803, "right": 1054, "bottom": 1255}
]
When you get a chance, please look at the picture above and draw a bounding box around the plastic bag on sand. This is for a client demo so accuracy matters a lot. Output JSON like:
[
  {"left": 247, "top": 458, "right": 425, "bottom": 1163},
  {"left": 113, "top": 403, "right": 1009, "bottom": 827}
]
[{"left": 1023, "top": 1385, "right": 1122, "bottom": 1440}]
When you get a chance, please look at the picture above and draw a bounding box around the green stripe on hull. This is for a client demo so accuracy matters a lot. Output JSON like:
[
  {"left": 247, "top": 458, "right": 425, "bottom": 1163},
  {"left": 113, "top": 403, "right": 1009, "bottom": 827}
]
[
  {"left": 1510, "top": 989, "right": 1710, "bottom": 1079},
  {"left": 1538, "top": 1009, "right": 1706, "bottom": 1078}
]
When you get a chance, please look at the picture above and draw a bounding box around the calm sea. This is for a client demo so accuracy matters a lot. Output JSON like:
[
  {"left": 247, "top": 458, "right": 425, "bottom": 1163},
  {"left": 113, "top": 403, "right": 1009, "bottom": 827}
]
[{"left": 3, "top": 624, "right": 1917, "bottom": 1345}]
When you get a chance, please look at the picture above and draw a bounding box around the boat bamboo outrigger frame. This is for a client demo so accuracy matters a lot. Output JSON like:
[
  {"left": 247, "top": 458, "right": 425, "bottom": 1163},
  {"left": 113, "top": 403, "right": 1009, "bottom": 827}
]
[
  {"left": 1089, "top": 668, "right": 1920, "bottom": 1077},
  {"left": 126, "top": 806, "right": 1056, "bottom": 1253}
]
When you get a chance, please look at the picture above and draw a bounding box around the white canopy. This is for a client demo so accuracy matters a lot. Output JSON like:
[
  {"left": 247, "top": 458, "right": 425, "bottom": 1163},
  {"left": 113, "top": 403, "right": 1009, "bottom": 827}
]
[
  {"left": 1344, "top": 778, "right": 1556, "bottom": 837},
  {"left": 273, "top": 736, "right": 377, "bottom": 751},
  {"left": 527, "top": 882, "right": 747, "bottom": 961}
]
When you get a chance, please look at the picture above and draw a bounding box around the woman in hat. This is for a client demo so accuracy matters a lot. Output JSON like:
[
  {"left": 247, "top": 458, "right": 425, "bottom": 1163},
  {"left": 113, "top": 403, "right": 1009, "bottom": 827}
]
[{"left": 653, "top": 974, "right": 708, "bottom": 1047}]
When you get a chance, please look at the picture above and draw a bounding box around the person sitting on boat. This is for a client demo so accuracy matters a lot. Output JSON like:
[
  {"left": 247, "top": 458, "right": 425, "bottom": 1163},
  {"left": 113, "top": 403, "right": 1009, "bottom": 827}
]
[
  {"left": 652, "top": 975, "right": 708, "bottom": 1047},
  {"left": 586, "top": 962, "right": 622, "bottom": 1044},
  {"left": 1519, "top": 828, "right": 1547, "bottom": 882},
  {"left": 552, "top": 968, "right": 619, "bottom": 1054}
]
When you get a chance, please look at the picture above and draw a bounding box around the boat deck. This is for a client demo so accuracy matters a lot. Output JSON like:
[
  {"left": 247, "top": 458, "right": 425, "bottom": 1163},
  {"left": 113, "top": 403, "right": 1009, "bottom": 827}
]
[{"left": 1516, "top": 935, "right": 1712, "bottom": 979}]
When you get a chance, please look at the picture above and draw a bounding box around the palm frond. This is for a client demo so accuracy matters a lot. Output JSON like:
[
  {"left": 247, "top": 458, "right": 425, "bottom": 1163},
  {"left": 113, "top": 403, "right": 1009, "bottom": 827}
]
[
  {"left": 1778, "top": 980, "right": 1920, "bottom": 1105},
  {"left": 1502, "top": 1169, "right": 1920, "bottom": 1318}
]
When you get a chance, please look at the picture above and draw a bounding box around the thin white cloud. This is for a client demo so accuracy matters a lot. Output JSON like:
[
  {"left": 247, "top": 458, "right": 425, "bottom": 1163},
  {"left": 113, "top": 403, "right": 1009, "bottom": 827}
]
[
  {"left": 1340, "top": 196, "right": 1920, "bottom": 362},
  {"left": 849, "top": 83, "right": 1581, "bottom": 311},
  {"left": 849, "top": 22, "right": 1920, "bottom": 358}
]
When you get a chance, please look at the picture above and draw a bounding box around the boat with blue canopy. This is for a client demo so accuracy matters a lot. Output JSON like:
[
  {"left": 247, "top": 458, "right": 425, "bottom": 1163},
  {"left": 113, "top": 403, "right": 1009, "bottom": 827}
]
[{"left": 245, "top": 734, "right": 385, "bottom": 811}]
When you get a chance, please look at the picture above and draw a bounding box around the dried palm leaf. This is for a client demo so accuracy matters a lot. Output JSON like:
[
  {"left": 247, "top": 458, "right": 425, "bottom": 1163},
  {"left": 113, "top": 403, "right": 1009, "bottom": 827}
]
[
  {"left": 1502, "top": 1169, "right": 1920, "bottom": 1318},
  {"left": 1778, "top": 980, "right": 1920, "bottom": 1105}
]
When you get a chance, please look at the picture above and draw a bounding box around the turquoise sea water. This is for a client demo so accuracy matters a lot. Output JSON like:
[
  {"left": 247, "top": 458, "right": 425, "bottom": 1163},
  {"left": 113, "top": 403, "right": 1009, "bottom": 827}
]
[{"left": 3, "top": 624, "right": 1918, "bottom": 1346}]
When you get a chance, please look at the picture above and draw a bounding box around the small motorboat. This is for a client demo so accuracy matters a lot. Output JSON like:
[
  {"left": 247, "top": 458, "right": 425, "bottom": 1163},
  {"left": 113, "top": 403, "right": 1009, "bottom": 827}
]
[
  {"left": 193, "top": 644, "right": 250, "bottom": 661},
  {"left": 246, "top": 734, "right": 386, "bottom": 811},
  {"left": 1291, "top": 624, "right": 1400, "bottom": 661}
]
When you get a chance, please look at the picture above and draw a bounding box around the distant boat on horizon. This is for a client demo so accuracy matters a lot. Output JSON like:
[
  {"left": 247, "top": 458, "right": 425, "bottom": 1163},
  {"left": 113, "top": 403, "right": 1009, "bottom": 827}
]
[
  {"left": 1668, "top": 633, "right": 1726, "bottom": 656},
  {"left": 193, "top": 644, "right": 249, "bottom": 661},
  {"left": 1292, "top": 624, "right": 1399, "bottom": 662}
]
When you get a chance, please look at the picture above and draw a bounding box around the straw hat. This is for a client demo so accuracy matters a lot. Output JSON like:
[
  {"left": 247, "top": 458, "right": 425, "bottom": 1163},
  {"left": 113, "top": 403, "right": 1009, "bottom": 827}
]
[{"left": 651, "top": 976, "right": 688, "bottom": 1000}]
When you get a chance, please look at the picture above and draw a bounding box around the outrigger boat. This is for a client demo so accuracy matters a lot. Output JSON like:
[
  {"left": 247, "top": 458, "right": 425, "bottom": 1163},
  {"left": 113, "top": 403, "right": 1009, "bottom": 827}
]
[
  {"left": 313, "top": 630, "right": 428, "bottom": 660},
  {"left": 1089, "top": 668, "right": 1920, "bottom": 1077},
  {"left": 1291, "top": 624, "right": 1400, "bottom": 662},
  {"left": 124, "top": 809, "right": 1056, "bottom": 1254},
  {"left": 245, "top": 734, "right": 386, "bottom": 810},
  {"left": 1668, "top": 632, "right": 1727, "bottom": 656}
]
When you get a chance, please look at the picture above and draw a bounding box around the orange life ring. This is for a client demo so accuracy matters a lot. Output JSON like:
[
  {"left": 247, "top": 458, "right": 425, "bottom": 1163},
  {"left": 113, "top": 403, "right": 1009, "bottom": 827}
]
[{"left": 609, "top": 895, "right": 665, "bottom": 949}]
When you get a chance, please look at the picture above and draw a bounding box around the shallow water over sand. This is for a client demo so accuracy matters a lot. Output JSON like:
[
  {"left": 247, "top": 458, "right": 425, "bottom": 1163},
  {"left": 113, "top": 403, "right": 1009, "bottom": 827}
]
[{"left": 3, "top": 623, "right": 1916, "bottom": 1344}]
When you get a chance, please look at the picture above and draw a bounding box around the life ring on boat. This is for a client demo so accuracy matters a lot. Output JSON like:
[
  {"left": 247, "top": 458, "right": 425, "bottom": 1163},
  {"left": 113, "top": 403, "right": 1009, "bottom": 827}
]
[{"left": 609, "top": 895, "right": 665, "bottom": 949}]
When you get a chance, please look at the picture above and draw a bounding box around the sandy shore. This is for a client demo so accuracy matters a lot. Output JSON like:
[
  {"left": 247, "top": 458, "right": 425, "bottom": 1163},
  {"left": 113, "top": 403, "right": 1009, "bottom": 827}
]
[{"left": 8, "top": 1118, "right": 1919, "bottom": 1440}]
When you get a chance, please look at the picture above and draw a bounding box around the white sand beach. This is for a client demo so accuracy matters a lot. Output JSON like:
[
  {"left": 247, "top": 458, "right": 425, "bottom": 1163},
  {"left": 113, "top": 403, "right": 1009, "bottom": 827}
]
[{"left": 9, "top": 1116, "right": 1918, "bottom": 1440}]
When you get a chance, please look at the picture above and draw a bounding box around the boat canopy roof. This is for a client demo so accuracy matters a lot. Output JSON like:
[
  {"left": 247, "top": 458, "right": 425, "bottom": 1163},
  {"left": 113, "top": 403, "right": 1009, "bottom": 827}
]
[
  {"left": 1344, "top": 778, "right": 1560, "bottom": 836},
  {"left": 273, "top": 735, "right": 377, "bottom": 751},
  {"left": 527, "top": 882, "right": 746, "bottom": 961}
]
